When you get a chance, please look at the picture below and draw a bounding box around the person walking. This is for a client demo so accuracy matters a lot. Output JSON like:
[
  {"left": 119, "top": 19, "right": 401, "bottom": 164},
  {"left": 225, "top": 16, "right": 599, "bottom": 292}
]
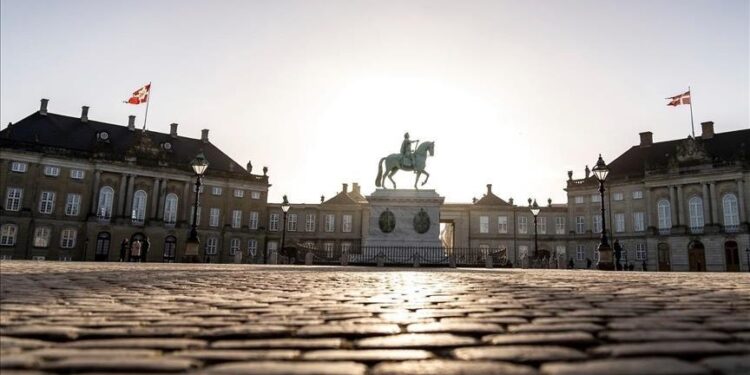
[
  {"left": 141, "top": 237, "right": 150, "bottom": 263},
  {"left": 131, "top": 240, "right": 142, "bottom": 262},
  {"left": 119, "top": 238, "right": 129, "bottom": 262}
]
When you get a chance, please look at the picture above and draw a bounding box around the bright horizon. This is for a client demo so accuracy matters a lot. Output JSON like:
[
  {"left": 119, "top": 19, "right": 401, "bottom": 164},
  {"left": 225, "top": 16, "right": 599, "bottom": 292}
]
[{"left": 1, "top": 0, "right": 748, "bottom": 205}]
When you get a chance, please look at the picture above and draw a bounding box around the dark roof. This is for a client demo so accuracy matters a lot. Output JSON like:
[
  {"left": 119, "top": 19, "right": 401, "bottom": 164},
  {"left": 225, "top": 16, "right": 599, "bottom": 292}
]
[
  {"left": 474, "top": 191, "right": 510, "bottom": 206},
  {"left": 0, "top": 111, "right": 266, "bottom": 182},
  {"left": 322, "top": 190, "right": 361, "bottom": 206},
  {"left": 607, "top": 129, "right": 749, "bottom": 181}
]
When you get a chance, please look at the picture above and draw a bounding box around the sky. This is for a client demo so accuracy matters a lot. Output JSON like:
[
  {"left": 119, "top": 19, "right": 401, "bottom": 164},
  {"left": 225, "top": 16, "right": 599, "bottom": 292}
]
[{"left": 1, "top": 0, "right": 748, "bottom": 205}]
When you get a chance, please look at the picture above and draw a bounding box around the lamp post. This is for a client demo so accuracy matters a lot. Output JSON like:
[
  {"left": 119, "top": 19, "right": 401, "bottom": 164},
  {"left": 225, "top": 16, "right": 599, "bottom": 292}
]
[
  {"left": 529, "top": 199, "right": 540, "bottom": 261},
  {"left": 280, "top": 195, "right": 291, "bottom": 262},
  {"left": 592, "top": 154, "right": 614, "bottom": 270},
  {"left": 185, "top": 153, "right": 209, "bottom": 263}
]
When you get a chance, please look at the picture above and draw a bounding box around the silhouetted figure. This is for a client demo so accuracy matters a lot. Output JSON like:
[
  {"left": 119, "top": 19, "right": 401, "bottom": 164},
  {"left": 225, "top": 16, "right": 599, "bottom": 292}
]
[
  {"left": 130, "top": 240, "right": 141, "bottom": 262},
  {"left": 586, "top": 257, "right": 592, "bottom": 269},
  {"left": 613, "top": 240, "right": 623, "bottom": 271},
  {"left": 142, "top": 238, "right": 150, "bottom": 263},
  {"left": 568, "top": 258, "right": 575, "bottom": 269},
  {"left": 119, "top": 238, "right": 129, "bottom": 262},
  {"left": 642, "top": 260, "right": 647, "bottom": 271}
]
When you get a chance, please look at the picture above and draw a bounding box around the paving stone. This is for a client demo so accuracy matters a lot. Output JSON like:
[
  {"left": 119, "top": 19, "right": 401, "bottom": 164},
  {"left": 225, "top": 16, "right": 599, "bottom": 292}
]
[
  {"left": 197, "top": 325, "right": 294, "bottom": 338},
  {"left": 171, "top": 349, "right": 300, "bottom": 361},
  {"left": 589, "top": 341, "right": 745, "bottom": 358},
  {"left": 303, "top": 349, "right": 434, "bottom": 362},
  {"left": 406, "top": 322, "right": 505, "bottom": 334},
  {"left": 0, "top": 326, "right": 80, "bottom": 341},
  {"left": 198, "top": 360, "right": 367, "bottom": 374},
  {"left": 211, "top": 338, "right": 344, "bottom": 349},
  {"left": 26, "top": 348, "right": 161, "bottom": 359},
  {"left": 540, "top": 357, "right": 710, "bottom": 375},
  {"left": 41, "top": 357, "right": 199, "bottom": 373},
  {"left": 371, "top": 359, "right": 538, "bottom": 375},
  {"left": 508, "top": 323, "right": 604, "bottom": 333},
  {"left": 296, "top": 323, "right": 401, "bottom": 337},
  {"left": 483, "top": 332, "right": 597, "bottom": 346},
  {"left": 698, "top": 354, "right": 750, "bottom": 375},
  {"left": 0, "top": 337, "right": 53, "bottom": 350},
  {"left": 356, "top": 333, "right": 478, "bottom": 348},
  {"left": 453, "top": 345, "right": 587, "bottom": 363},
  {"left": 63, "top": 338, "right": 208, "bottom": 349},
  {"left": 0, "top": 354, "right": 39, "bottom": 370},
  {"left": 599, "top": 330, "right": 733, "bottom": 342}
]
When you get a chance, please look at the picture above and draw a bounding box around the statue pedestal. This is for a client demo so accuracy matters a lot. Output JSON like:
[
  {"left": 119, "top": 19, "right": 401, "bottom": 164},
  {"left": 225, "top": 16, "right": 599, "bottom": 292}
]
[{"left": 362, "top": 189, "right": 445, "bottom": 263}]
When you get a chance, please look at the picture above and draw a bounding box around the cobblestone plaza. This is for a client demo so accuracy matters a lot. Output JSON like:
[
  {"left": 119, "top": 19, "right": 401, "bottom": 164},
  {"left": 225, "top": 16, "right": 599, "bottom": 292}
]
[{"left": 1, "top": 261, "right": 748, "bottom": 374}]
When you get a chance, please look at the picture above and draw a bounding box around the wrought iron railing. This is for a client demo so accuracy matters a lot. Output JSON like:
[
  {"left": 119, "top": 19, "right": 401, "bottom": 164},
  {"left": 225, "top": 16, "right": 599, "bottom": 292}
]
[{"left": 294, "top": 246, "right": 517, "bottom": 268}]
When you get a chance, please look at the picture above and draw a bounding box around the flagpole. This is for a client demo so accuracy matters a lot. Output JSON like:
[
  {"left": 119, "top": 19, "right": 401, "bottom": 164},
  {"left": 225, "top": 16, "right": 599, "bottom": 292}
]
[
  {"left": 688, "top": 85, "right": 695, "bottom": 137},
  {"left": 142, "top": 82, "right": 151, "bottom": 131}
]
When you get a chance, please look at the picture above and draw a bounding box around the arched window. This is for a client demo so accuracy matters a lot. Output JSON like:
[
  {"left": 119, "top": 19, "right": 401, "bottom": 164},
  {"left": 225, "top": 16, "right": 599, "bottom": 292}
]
[
  {"left": 722, "top": 194, "right": 739, "bottom": 227},
  {"left": 688, "top": 196, "right": 704, "bottom": 229},
  {"left": 132, "top": 190, "right": 147, "bottom": 223},
  {"left": 164, "top": 236, "right": 177, "bottom": 262},
  {"left": 164, "top": 193, "right": 178, "bottom": 224},
  {"left": 0, "top": 224, "right": 18, "bottom": 246},
  {"left": 97, "top": 186, "right": 114, "bottom": 218},
  {"left": 657, "top": 199, "right": 671, "bottom": 229}
]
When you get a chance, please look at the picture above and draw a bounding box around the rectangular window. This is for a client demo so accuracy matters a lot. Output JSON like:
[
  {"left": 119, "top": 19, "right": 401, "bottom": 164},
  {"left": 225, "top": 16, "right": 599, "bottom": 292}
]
[
  {"left": 39, "top": 191, "right": 55, "bottom": 214},
  {"left": 232, "top": 210, "right": 242, "bottom": 229},
  {"left": 10, "top": 161, "right": 27, "bottom": 173},
  {"left": 247, "top": 239, "right": 258, "bottom": 256},
  {"left": 591, "top": 194, "right": 601, "bottom": 203},
  {"left": 205, "top": 237, "right": 218, "bottom": 255},
  {"left": 555, "top": 217, "right": 566, "bottom": 234},
  {"left": 574, "top": 196, "right": 584, "bottom": 204},
  {"left": 636, "top": 243, "right": 647, "bottom": 260},
  {"left": 614, "top": 213, "right": 625, "bottom": 233},
  {"left": 324, "top": 242, "right": 334, "bottom": 258},
  {"left": 341, "top": 242, "right": 352, "bottom": 253},
  {"left": 518, "top": 216, "right": 528, "bottom": 234},
  {"left": 538, "top": 217, "right": 547, "bottom": 234},
  {"left": 249, "top": 211, "right": 259, "bottom": 229},
  {"left": 325, "top": 214, "right": 335, "bottom": 232},
  {"left": 60, "top": 228, "right": 77, "bottom": 248},
  {"left": 288, "top": 213, "right": 298, "bottom": 231},
  {"left": 576, "top": 245, "right": 585, "bottom": 261},
  {"left": 70, "top": 169, "right": 85, "bottom": 179},
  {"left": 270, "top": 213, "right": 280, "bottom": 231},
  {"left": 592, "top": 215, "right": 602, "bottom": 233},
  {"left": 576, "top": 216, "right": 585, "bottom": 234},
  {"left": 65, "top": 194, "right": 81, "bottom": 216},
  {"left": 632, "top": 191, "right": 643, "bottom": 200},
  {"left": 33, "top": 227, "right": 51, "bottom": 248},
  {"left": 518, "top": 245, "right": 529, "bottom": 258},
  {"left": 229, "top": 238, "right": 240, "bottom": 255},
  {"left": 613, "top": 192, "right": 624, "bottom": 201},
  {"left": 0, "top": 225, "right": 17, "bottom": 246},
  {"left": 233, "top": 189, "right": 244, "bottom": 198},
  {"left": 43, "top": 165, "right": 60, "bottom": 176},
  {"left": 479, "top": 244, "right": 490, "bottom": 260},
  {"left": 190, "top": 206, "right": 202, "bottom": 226},
  {"left": 555, "top": 245, "right": 566, "bottom": 258},
  {"left": 342, "top": 214, "right": 352, "bottom": 233},
  {"left": 251, "top": 191, "right": 261, "bottom": 199},
  {"left": 498, "top": 216, "right": 508, "bottom": 233},
  {"left": 306, "top": 213, "right": 316, "bottom": 232},
  {"left": 211, "top": 186, "right": 223, "bottom": 196},
  {"left": 267, "top": 241, "right": 278, "bottom": 255},
  {"left": 209, "top": 208, "right": 221, "bottom": 227},
  {"left": 633, "top": 212, "right": 645, "bottom": 232},
  {"left": 5, "top": 187, "right": 23, "bottom": 211},
  {"left": 479, "top": 216, "right": 489, "bottom": 233}
]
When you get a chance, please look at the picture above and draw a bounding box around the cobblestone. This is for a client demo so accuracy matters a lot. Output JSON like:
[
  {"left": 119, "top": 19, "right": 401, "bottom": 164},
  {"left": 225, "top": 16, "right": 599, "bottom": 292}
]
[{"left": 1, "top": 261, "right": 749, "bottom": 374}]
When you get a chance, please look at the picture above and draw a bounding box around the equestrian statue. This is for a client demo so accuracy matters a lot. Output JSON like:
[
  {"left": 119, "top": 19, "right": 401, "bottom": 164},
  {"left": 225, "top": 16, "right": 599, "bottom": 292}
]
[{"left": 375, "top": 132, "right": 435, "bottom": 189}]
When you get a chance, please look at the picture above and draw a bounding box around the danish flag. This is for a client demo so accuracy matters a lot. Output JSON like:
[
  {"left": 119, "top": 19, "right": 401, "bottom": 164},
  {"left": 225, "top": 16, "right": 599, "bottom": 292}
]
[
  {"left": 125, "top": 83, "right": 151, "bottom": 105},
  {"left": 666, "top": 90, "right": 691, "bottom": 106}
]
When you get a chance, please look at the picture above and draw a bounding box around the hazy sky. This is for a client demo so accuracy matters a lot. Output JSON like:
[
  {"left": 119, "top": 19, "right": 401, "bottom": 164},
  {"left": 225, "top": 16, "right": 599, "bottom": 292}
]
[{"left": 2, "top": 0, "right": 748, "bottom": 205}]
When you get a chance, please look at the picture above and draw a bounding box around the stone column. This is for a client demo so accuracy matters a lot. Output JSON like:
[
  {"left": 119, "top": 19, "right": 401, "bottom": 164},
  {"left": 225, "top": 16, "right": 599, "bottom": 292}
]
[
  {"left": 738, "top": 179, "right": 746, "bottom": 223},
  {"left": 702, "top": 183, "right": 711, "bottom": 224},
  {"left": 157, "top": 178, "right": 168, "bottom": 219},
  {"left": 125, "top": 174, "right": 135, "bottom": 219},
  {"left": 90, "top": 170, "right": 101, "bottom": 215},
  {"left": 669, "top": 186, "right": 678, "bottom": 227},
  {"left": 676, "top": 185, "right": 685, "bottom": 226},
  {"left": 151, "top": 178, "right": 160, "bottom": 220},
  {"left": 118, "top": 174, "right": 128, "bottom": 217},
  {"left": 710, "top": 181, "right": 719, "bottom": 224}
]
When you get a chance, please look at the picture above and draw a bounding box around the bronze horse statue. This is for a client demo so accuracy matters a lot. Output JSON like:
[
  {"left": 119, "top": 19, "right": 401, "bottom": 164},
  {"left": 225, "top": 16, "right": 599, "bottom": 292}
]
[{"left": 375, "top": 141, "right": 434, "bottom": 189}]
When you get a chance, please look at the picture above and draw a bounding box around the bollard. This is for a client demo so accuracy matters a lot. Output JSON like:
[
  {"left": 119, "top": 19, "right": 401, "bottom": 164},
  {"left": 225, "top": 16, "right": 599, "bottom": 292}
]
[
  {"left": 305, "top": 252, "right": 313, "bottom": 265},
  {"left": 269, "top": 253, "right": 278, "bottom": 265},
  {"left": 449, "top": 255, "right": 457, "bottom": 268},
  {"left": 340, "top": 252, "right": 349, "bottom": 266},
  {"left": 485, "top": 256, "right": 493, "bottom": 269},
  {"left": 377, "top": 254, "right": 384, "bottom": 267}
]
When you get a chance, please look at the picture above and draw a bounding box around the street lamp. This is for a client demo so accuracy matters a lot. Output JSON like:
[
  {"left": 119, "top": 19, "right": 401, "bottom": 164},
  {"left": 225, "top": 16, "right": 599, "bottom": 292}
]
[
  {"left": 280, "top": 195, "right": 291, "bottom": 263},
  {"left": 529, "top": 199, "right": 540, "bottom": 261},
  {"left": 185, "top": 153, "right": 209, "bottom": 263},
  {"left": 592, "top": 154, "right": 613, "bottom": 270}
]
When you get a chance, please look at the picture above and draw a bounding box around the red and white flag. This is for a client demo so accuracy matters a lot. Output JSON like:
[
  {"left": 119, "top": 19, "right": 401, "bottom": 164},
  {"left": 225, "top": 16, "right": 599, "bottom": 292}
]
[
  {"left": 666, "top": 90, "right": 691, "bottom": 106},
  {"left": 125, "top": 83, "right": 151, "bottom": 105}
]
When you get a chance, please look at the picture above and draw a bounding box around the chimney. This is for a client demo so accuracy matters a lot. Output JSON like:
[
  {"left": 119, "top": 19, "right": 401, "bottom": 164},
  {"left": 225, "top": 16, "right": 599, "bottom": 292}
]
[
  {"left": 486, "top": 184, "right": 493, "bottom": 195},
  {"left": 80, "top": 106, "right": 89, "bottom": 122},
  {"left": 170, "top": 123, "right": 178, "bottom": 138},
  {"left": 352, "top": 182, "right": 360, "bottom": 195},
  {"left": 246, "top": 160, "right": 253, "bottom": 173},
  {"left": 39, "top": 98, "right": 49, "bottom": 115},
  {"left": 201, "top": 129, "right": 209, "bottom": 143},
  {"left": 700, "top": 121, "right": 714, "bottom": 139},
  {"left": 127, "top": 115, "right": 136, "bottom": 131},
  {"left": 639, "top": 131, "right": 653, "bottom": 147},
  {"left": 342, "top": 183, "right": 348, "bottom": 193}
]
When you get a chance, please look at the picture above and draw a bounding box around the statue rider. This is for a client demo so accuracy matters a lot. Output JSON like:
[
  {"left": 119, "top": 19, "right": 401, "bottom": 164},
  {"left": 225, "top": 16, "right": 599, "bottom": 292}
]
[{"left": 400, "top": 132, "right": 419, "bottom": 167}]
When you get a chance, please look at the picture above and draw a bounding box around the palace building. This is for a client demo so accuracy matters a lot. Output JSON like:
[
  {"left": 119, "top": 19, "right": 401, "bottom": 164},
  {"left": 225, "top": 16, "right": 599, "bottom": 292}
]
[{"left": 1, "top": 99, "right": 748, "bottom": 271}]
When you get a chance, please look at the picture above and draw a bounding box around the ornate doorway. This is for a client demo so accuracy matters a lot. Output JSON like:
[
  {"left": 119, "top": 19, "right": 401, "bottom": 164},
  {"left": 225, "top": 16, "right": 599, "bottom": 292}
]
[
  {"left": 688, "top": 240, "right": 706, "bottom": 272},
  {"left": 725, "top": 241, "right": 740, "bottom": 272},
  {"left": 657, "top": 243, "right": 670, "bottom": 271}
]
